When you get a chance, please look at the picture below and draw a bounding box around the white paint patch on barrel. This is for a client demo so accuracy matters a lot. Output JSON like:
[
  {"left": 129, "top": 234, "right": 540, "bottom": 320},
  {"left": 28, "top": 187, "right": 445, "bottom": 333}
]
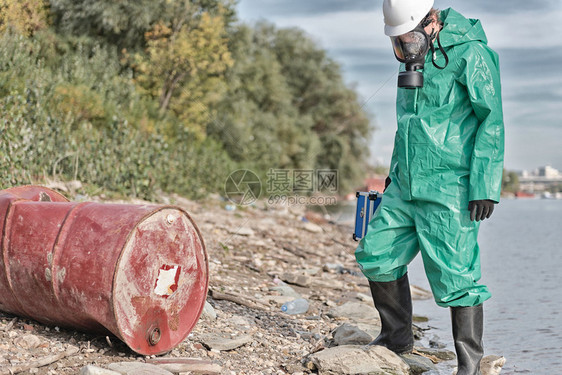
[{"left": 154, "top": 265, "right": 180, "bottom": 297}]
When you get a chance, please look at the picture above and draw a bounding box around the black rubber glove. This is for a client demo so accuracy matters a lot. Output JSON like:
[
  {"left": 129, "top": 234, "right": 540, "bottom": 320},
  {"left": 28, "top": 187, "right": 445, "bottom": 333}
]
[
  {"left": 384, "top": 176, "right": 391, "bottom": 192},
  {"left": 468, "top": 200, "right": 495, "bottom": 222}
]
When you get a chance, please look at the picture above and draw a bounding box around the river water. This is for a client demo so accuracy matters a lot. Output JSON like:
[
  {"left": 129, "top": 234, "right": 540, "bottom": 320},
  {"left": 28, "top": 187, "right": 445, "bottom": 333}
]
[{"left": 333, "top": 198, "right": 562, "bottom": 374}]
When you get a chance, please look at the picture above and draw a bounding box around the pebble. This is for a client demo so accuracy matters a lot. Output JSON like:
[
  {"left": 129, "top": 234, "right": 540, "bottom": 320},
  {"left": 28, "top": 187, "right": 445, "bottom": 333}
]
[
  {"left": 80, "top": 365, "right": 122, "bottom": 375},
  {"left": 400, "top": 353, "right": 438, "bottom": 374},
  {"left": 302, "top": 222, "right": 323, "bottom": 233},
  {"left": 202, "top": 300, "right": 217, "bottom": 320},
  {"left": 331, "top": 323, "right": 373, "bottom": 346},
  {"left": 13, "top": 334, "right": 42, "bottom": 349},
  {"left": 107, "top": 362, "right": 174, "bottom": 375},
  {"left": 327, "top": 301, "right": 379, "bottom": 322},
  {"left": 199, "top": 334, "right": 253, "bottom": 351},
  {"left": 308, "top": 345, "right": 409, "bottom": 374},
  {"left": 280, "top": 272, "right": 312, "bottom": 287},
  {"left": 146, "top": 357, "right": 222, "bottom": 374}
]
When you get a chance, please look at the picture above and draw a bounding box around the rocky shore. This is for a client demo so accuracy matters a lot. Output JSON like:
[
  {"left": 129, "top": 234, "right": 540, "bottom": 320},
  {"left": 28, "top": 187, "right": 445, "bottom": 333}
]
[{"left": 0, "top": 193, "right": 505, "bottom": 374}]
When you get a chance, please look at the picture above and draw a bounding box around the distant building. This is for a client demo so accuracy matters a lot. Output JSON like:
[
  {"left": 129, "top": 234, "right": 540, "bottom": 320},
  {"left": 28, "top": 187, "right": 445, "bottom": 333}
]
[
  {"left": 518, "top": 165, "right": 562, "bottom": 193},
  {"left": 538, "top": 165, "right": 560, "bottom": 178}
]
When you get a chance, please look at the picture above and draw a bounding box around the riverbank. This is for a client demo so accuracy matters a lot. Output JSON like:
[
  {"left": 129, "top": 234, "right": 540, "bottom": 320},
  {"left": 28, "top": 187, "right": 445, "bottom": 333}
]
[{"left": 0, "top": 193, "right": 504, "bottom": 374}]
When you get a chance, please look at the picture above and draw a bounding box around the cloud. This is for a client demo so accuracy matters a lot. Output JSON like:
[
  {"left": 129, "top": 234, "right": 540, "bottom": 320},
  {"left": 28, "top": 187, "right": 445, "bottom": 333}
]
[
  {"left": 238, "top": 0, "right": 376, "bottom": 17},
  {"left": 436, "top": 0, "right": 560, "bottom": 14}
]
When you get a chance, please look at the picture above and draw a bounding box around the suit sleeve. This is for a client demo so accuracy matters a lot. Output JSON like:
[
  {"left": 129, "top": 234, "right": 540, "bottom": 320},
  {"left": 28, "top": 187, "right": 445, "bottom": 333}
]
[{"left": 461, "top": 43, "right": 505, "bottom": 203}]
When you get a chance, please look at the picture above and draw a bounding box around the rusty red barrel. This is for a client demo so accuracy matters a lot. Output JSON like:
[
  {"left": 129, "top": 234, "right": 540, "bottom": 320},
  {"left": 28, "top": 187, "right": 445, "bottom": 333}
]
[{"left": 0, "top": 186, "right": 208, "bottom": 355}]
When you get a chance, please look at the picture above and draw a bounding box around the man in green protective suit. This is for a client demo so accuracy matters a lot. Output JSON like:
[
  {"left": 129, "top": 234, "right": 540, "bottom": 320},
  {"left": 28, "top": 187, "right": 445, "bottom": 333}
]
[{"left": 355, "top": 1, "right": 504, "bottom": 374}]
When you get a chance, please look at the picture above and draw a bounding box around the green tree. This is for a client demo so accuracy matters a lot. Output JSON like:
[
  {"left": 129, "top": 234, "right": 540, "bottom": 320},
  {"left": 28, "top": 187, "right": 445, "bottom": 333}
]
[
  {"left": 501, "top": 169, "right": 520, "bottom": 193},
  {"left": 209, "top": 25, "right": 318, "bottom": 173},
  {"left": 132, "top": 5, "right": 233, "bottom": 139},
  {"left": 271, "top": 25, "right": 372, "bottom": 192},
  {"left": 48, "top": 0, "right": 236, "bottom": 51},
  {"left": 212, "top": 22, "right": 372, "bottom": 193},
  {"left": 0, "top": 0, "right": 49, "bottom": 37}
]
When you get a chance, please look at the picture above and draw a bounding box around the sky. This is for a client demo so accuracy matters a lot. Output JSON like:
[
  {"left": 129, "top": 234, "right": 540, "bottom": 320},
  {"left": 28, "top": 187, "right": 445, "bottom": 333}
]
[{"left": 236, "top": 0, "right": 562, "bottom": 172}]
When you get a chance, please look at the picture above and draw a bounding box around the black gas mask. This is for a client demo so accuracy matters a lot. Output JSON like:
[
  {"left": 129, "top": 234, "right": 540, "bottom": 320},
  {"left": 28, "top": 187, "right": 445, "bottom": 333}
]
[{"left": 390, "top": 17, "right": 449, "bottom": 89}]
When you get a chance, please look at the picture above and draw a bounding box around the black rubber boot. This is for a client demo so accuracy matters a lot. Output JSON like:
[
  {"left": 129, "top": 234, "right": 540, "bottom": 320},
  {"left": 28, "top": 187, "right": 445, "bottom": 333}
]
[
  {"left": 451, "top": 305, "right": 484, "bottom": 375},
  {"left": 367, "top": 273, "right": 414, "bottom": 354}
]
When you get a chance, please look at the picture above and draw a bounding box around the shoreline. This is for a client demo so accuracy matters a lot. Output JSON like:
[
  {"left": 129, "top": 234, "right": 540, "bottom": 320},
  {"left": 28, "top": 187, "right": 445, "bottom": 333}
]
[{"left": 0, "top": 193, "right": 475, "bottom": 374}]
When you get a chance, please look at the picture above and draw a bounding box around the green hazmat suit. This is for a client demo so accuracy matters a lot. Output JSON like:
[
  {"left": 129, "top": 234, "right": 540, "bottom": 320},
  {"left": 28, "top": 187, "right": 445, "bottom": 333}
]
[{"left": 356, "top": 8, "right": 504, "bottom": 307}]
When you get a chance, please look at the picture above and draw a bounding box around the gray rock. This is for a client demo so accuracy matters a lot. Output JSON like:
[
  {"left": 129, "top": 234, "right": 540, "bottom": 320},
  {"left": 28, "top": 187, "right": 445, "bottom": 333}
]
[
  {"left": 200, "top": 334, "right": 252, "bottom": 351},
  {"left": 202, "top": 300, "right": 217, "bottom": 320},
  {"left": 308, "top": 345, "right": 410, "bottom": 375},
  {"left": 332, "top": 323, "right": 373, "bottom": 346},
  {"left": 323, "top": 263, "right": 344, "bottom": 273},
  {"left": 303, "top": 222, "right": 323, "bottom": 233},
  {"left": 146, "top": 358, "right": 222, "bottom": 374},
  {"left": 452, "top": 355, "right": 506, "bottom": 375},
  {"left": 327, "top": 301, "right": 379, "bottom": 323},
  {"left": 269, "top": 284, "right": 301, "bottom": 299},
  {"left": 229, "top": 315, "right": 252, "bottom": 332},
  {"left": 355, "top": 322, "right": 381, "bottom": 339},
  {"left": 399, "top": 354, "right": 437, "bottom": 374},
  {"left": 428, "top": 336, "right": 447, "bottom": 349},
  {"left": 310, "top": 277, "right": 344, "bottom": 290},
  {"left": 13, "top": 334, "right": 42, "bottom": 349},
  {"left": 481, "top": 355, "right": 506, "bottom": 375},
  {"left": 302, "top": 267, "right": 322, "bottom": 276},
  {"left": 107, "top": 362, "right": 174, "bottom": 375},
  {"left": 80, "top": 365, "right": 122, "bottom": 375},
  {"left": 356, "top": 293, "right": 373, "bottom": 303},
  {"left": 280, "top": 272, "right": 312, "bottom": 287}
]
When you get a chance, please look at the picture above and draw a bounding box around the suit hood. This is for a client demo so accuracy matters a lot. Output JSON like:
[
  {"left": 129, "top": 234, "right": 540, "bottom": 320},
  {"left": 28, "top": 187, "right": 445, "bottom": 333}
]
[{"left": 438, "top": 8, "right": 488, "bottom": 48}]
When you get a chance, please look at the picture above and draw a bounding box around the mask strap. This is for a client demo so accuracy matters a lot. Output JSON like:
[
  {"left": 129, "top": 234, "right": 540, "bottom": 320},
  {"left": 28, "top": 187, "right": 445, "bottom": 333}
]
[{"left": 430, "top": 32, "right": 449, "bottom": 70}]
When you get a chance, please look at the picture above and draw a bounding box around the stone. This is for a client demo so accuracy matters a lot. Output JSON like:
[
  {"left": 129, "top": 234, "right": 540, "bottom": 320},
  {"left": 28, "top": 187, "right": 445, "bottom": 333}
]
[
  {"left": 202, "top": 301, "right": 217, "bottom": 320},
  {"left": 280, "top": 272, "right": 312, "bottom": 287},
  {"left": 332, "top": 323, "right": 373, "bottom": 346},
  {"left": 303, "top": 222, "right": 323, "bottom": 233},
  {"left": 310, "top": 277, "right": 344, "bottom": 290},
  {"left": 354, "top": 322, "right": 381, "bottom": 339},
  {"left": 322, "top": 263, "right": 344, "bottom": 273},
  {"left": 13, "top": 334, "right": 42, "bottom": 349},
  {"left": 356, "top": 293, "right": 373, "bottom": 303},
  {"left": 308, "top": 345, "right": 410, "bottom": 375},
  {"left": 200, "top": 334, "right": 252, "bottom": 351},
  {"left": 452, "top": 355, "right": 506, "bottom": 375},
  {"left": 80, "top": 365, "right": 122, "bottom": 375},
  {"left": 229, "top": 315, "right": 252, "bottom": 332},
  {"left": 481, "top": 355, "right": 506, "bottom": 375},
  {"left": 327, "top": 301, "right": 379, "bottom": 323},
  {"left": 269, "top": 284, "right": 301, "bottom": 299},
  {"left": 400, "top": 354, "right": 437, "bottom": 374},
  {"left": 429, "top": 336, "right": 447, "bottom": 349},
  {"left": 107, "top": 362, "right": 174, "bottom": 375},
  {"left": 146, "top": 358, "right": 221, "bottom": 374}
]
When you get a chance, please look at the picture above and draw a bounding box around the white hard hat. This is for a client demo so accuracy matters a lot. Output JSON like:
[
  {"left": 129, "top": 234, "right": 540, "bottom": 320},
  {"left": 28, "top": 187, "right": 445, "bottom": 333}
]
[{"left": 383, "top": 0, "right": 434, "bottom": 36}]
